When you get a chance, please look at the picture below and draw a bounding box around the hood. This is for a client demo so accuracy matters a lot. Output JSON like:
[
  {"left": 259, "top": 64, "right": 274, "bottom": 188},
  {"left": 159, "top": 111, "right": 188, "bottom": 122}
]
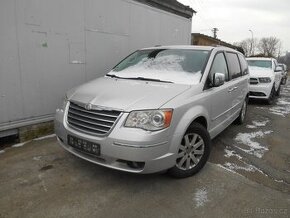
[
  {"left": 67, "top": 77, "right": 191, "bottom": 111},
  {"left": 248, "top": 66, "right": 274, "bottom": 78}
]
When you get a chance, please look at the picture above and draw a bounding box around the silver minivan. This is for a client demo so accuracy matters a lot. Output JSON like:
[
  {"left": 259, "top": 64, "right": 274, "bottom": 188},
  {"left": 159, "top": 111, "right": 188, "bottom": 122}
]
[{"left": 55, "top": 46, "right": 249, "bottom": 178}]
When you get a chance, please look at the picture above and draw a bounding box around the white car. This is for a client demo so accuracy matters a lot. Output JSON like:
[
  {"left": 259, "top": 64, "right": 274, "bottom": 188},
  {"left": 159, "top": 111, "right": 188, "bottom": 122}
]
[
  {"left": 246, "top": 57, "right": 283, "bottom": 104},
  {"left": 278, "top": 63, "right": 288, "bottom": 85}
]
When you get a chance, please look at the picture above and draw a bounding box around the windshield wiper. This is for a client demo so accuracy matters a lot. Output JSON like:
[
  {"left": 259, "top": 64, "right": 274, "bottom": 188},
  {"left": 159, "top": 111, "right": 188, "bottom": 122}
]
[
  {"left": 128, "top": 77, "right": 173, "bottom": 83},
  {"left": 106, "top": 74, "right": 123, "bottom": 79},
  {"left": 106, "top": 74, "right": 173, "bottom": 83}
]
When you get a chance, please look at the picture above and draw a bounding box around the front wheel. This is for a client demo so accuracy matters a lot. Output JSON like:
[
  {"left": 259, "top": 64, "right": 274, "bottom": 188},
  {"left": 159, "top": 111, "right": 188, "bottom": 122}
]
[
  {"left": 276, "top": 84, "right": 281, "bottom": 96},
  {"left": 168, "top": 123, "right": 211, "bottom": 178},
  {"left": 267, "top": 85, "right": 275, "bottom": 105}
]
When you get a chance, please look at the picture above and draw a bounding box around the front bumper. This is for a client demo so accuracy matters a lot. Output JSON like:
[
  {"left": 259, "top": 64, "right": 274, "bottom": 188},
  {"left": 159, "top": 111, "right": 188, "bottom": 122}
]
[
  {"left": 249, "top": 83, "right": 272, "bottom": 99},
  {"left": 54, "top": 104, "right": 179, "bottom": 174}
]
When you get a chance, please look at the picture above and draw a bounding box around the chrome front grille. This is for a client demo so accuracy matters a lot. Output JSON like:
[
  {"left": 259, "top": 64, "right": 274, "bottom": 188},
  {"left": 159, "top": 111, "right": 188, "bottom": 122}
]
[
  {"left": 250, "top": 78, "right": 258, "bottom": 85},
  {"left": 67, "top": 102, "right": 122, "bottom": 135}
]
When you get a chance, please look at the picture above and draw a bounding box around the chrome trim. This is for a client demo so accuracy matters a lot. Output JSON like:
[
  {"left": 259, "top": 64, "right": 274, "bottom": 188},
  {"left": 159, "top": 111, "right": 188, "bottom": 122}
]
[
  {"left": 113, "top": 141, "right": 168, "bottom": 148},
  {"left": 66, "top": 101, "right": 123, "bottom": 137}
]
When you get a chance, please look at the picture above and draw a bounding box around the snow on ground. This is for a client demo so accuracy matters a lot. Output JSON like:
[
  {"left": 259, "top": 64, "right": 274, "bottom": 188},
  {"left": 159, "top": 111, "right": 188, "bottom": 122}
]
[
  {"left": 224, "top": 148, "right": 242, "bottom": 160},
  {"left": 33, "top": 134, "right": 56, "bottom": 141},
  {"left": 246, "top": 118, "right": 269, "bottom": 129},
  {"left": 193, "top": 188, "right": 209, "bottom": 208},
  {"left": 223, "top": 162, "right": 256, "bottom": 172},
  {"left": 11, "top": 142, "right": 27, "bottom": 148},
  {"left": 269, "top": 96, "right": 290, "bottom": 117},
  {"left": 234, "top": 130, "right": 273, "bottom": 158},
  {"left": 0, "top": 150, "right": 5, "bottom": 154}
]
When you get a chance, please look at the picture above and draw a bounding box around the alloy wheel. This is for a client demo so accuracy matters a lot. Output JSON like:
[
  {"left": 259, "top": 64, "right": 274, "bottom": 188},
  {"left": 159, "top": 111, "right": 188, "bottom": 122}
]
[{"left": 176, "top": 133, "right": 205, "bottom": 170}]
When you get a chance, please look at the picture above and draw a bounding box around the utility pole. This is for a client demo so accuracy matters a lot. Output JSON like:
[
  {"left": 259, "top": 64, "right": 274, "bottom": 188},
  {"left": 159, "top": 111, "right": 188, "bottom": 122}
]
[
  {"left": 212, "top": 28, "right": 218, "bottom": 39},
  {"left": 249, "top": 29, "right": 254, "bottom": 56}
]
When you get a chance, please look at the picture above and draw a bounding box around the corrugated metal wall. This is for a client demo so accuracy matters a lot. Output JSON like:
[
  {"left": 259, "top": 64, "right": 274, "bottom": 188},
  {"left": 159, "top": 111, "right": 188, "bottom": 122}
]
[{"left": 0, "top": 0, "right": 191, "bottom": 131}]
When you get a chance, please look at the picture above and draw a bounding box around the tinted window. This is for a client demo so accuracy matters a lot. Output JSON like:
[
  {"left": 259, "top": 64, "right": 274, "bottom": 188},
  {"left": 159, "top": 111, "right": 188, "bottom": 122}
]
[
  {"left": 226, "top": 52, "right": 241, "bottom": 79},
  {"left": 209, "top": 52, "right": 229, "bottom": 84},
  {"left": 238, "top": 54, "right": 249, "bottom": 75}
]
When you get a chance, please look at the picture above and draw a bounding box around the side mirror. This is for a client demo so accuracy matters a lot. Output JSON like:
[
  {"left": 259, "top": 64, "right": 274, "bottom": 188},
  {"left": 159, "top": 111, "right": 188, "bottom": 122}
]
[
  {"left": 213, "top": 73, "right": 225, "bottom": 87},
  {"left": 275, "top": 66, "right": 282, "bottom": 72}
]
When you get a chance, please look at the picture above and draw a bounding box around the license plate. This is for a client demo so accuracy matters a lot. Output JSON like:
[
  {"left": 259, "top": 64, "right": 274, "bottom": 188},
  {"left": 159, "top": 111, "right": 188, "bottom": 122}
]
[{"left": 67, "top": 135, "right": 100, "bottom": 156}]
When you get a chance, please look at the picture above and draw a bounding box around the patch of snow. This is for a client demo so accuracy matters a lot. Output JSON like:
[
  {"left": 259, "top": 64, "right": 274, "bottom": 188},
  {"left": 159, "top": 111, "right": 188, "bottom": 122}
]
[
  {"left": 0, "top": 150, "right": 5, "bottom": 154},
  {"left": 194, "top": 188, "right": 209, "bottom": 208},
  {"left": 12, "top": 142, "right": 26, "bottom": 148},
  {"left": 33, "top": 156, "right": 42, "bottom": 161},
  {"left": 33, "top": 134, "right": 55, "bottom": 141},
  {"left": 224, "top": 148, "right": 242, "bottom": 160},
  {"left": 269, "top": 105, "right": 290, "bottom": 117},
  {"left": 223, "top": 162, "right": 256, "bottom": 172},
  {"left": 268, "top": 97, "right": 290, "bottom": 117},
  {"left": 234, "top": 130, "right": 273, "bottom": 158},
  {"left": 246, "top": 118, "right": 270, "bottom": 129},
  {"left": 109, "top": 53, "right": 204, "bottom": 85},
  {"left": 215, "top": 164, "right": 239, "bottom": 175},
  {"left": 255, "top": 107, "right": 265, "bottom": 110},
  {"left": 252, "top": 120, "right": 269, "bottom": 127},
  {"left": 246, "top": 125, "right": 257, "bottom": 129},
  {"left": 277, "top": 99, "right": 290, "bottom": 105}
]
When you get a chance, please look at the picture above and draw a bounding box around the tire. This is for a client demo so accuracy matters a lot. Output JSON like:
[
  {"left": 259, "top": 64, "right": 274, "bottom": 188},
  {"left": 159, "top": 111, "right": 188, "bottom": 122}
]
[
  {"left": 168, "top": 123, "right": 211, "bottom": 178},
  {"left": 267, "top": 85, "right": 275, "bottom": 105},
  {"left": 235, "top": 97, "right": 248, "bottom": 125},
  {"left": 276, "top": 84, "right": 281, "bottom": 96}
]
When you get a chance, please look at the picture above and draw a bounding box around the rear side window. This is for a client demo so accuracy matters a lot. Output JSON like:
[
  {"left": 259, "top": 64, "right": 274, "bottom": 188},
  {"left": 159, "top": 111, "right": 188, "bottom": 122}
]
[
  {"left": 226, "top": 52, "right": 241, "bottom": 79},
  {"left": 238, "top": 54, "right": 249, "bottom": 75}
]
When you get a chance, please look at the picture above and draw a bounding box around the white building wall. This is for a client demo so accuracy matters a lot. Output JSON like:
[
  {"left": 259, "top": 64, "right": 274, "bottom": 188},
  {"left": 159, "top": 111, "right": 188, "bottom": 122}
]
[{"left": 0, "top": 0, "right": 192, "bottom": 131}]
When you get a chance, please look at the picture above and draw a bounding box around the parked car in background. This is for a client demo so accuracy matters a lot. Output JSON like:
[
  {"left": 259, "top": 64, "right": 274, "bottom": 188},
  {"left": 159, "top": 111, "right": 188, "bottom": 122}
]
[
  {"left": 246, "top": 57, "right": 283, "bottom": 104},
  {"left": 55, "top": 46, "right": 249, "bottom": 178},
  {"left": 278, "top": 63, "right": 288, "bottom": 85}
]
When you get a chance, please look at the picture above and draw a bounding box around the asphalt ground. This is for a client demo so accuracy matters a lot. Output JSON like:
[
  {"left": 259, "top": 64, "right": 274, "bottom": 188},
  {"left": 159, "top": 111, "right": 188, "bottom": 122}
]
[{"left": 0, "top": 79, "right": 289, "bottom": 218}]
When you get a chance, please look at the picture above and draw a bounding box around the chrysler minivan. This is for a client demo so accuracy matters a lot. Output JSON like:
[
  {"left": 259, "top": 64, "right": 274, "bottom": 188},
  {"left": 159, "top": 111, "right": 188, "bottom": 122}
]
[{"left": 55, "top": 46, "right": 249, "bottom": 178}]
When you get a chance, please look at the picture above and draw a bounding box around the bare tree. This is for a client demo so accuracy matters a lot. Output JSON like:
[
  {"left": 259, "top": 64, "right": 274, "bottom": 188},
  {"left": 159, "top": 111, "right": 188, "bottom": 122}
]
[
  {"left": 257, "top": 37, "right": 281, "bottom": 57},
  {"left": 234, "top": 38, "right": 258, "bottom": 57},
  {"left": 234, "top": 38, "right": 252, "bottom": 57}
]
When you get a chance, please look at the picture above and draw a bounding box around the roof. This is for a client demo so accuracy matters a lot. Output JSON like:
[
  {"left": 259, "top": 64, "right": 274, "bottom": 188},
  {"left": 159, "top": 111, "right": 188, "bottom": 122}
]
[{"left": 134, "top": 0, "right": 195, "bottom": 19}]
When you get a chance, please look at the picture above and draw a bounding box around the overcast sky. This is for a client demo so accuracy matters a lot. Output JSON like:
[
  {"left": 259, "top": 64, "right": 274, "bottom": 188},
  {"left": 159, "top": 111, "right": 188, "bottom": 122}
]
[{"left": 177, "top": 0, "right": 290, "bottom": 54}]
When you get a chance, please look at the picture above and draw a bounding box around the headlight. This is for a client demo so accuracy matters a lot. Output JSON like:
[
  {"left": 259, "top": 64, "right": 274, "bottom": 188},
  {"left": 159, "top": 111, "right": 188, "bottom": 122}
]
[
  {"left": 258, "top": 77, "right": 271, "bottom": 83},
  {"left": 125, "top": 109, "right": 173, "bottom": 131}
]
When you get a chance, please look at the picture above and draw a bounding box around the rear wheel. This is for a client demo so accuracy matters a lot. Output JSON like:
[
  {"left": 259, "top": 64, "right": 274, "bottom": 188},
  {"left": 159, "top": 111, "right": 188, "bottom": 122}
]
[{"left": 168, "top": 123, "right": 211, "bottom": 178}]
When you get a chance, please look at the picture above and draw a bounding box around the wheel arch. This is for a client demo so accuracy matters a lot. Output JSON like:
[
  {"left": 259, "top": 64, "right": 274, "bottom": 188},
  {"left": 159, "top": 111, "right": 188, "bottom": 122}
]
[{"left": 169, "top": 105, "right": 210, "bottom": 154}]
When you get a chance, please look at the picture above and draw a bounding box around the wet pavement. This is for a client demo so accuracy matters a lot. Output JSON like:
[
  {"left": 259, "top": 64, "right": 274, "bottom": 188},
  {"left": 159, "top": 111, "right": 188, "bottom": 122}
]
[{"left": 0, "top": 81, "right": 289, "bottom": 218}]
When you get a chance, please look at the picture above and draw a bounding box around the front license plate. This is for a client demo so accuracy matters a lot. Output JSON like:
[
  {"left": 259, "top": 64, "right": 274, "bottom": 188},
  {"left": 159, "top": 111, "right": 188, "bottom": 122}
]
[{"left": 67, "top": 135, "right": 100, "bottom": 156}]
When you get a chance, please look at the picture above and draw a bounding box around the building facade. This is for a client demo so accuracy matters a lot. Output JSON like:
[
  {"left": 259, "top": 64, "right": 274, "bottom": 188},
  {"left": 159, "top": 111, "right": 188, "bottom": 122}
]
[{"left": 0, "top": 0, "right": 194, "bottom": 137}]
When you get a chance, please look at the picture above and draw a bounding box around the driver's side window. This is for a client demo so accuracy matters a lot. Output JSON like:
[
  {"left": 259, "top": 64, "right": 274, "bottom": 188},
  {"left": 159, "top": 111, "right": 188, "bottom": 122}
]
[{"left": 209, "top": 52, "right": 229, "bottom": 84}]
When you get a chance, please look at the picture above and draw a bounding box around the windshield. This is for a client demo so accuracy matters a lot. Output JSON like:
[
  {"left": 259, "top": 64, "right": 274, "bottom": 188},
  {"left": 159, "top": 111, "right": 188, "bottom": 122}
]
[
  {"left": 247, "top": 60, "right": 272, "bottom": 69},
  {"left": 107, "top": 49, "right": 210, "bottom": 85}
]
